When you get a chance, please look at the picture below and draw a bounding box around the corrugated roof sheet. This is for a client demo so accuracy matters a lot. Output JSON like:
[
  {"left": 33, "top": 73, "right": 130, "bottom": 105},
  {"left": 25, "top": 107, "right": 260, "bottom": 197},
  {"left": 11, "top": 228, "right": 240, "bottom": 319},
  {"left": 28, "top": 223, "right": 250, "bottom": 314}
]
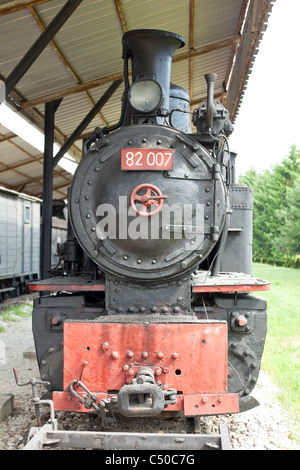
[{"left": 0, "top": 0, "right": 276, "bottom": 198}]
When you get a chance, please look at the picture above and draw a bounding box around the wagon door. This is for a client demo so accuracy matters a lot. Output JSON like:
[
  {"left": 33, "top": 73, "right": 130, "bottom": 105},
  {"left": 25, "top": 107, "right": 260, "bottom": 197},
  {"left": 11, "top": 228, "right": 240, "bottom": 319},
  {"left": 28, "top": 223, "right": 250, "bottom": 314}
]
[
  {"left": 2, "top": 191, "right": 20, "bottom": 277},
  {"left": 0, "top": 192, "right": 9, "bottom": 277}
]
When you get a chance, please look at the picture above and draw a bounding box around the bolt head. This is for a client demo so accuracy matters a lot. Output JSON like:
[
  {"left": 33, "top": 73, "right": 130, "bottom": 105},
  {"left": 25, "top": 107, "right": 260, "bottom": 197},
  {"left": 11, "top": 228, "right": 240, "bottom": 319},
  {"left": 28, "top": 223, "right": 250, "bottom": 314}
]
[
  {"left": 101, "top": 342, "right": 109, "bottom": 352},
  {"left": 236, "top": 315, "right": 247, "bottom": 327}
]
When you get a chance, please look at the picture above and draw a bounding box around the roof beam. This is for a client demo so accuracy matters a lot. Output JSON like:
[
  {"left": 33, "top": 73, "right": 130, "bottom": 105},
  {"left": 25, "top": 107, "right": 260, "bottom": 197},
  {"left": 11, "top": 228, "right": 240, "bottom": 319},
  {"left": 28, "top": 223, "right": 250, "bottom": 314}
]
[
  {"left": 4, "top": 0, "right": 83, "bottom": 99},
  {"left": 20, "top": 35, "right": 240, "bottom": 110},
  {"left": 0, "top": 0, "right": 53, "bottom": 16},
  {"left": 0, "top": 130, "right": 71, "bottom": 194},
  {"left": 6, "top": 166, "right": 71, "bottom": 191},
  {"left": 173, "top": 35, "right": 241, "bottom": 63},
  {"left": 7, "top": 180, "right": 65, "bottom": 198},
  {"left": 229, "top": 0, "right": 271, "bottom": 120},
  {"left": 0, "top": 132, "right": 17, "bottom": 142},
  {"left": 0, "top": 154, "right": 44, "bottom": 173},
  {"left": 0, "top": 130, "right": 43, "bottom": 175},
  {"left": 114, "top": 0, "right": 127, "bottom": 33},
  {"left": 29, "top": 5, "right": 108, "bottom": 127},
  {"left": 222, "top": 0, "right": 250, "bottom": 99},
  {"left": 0, "top": 153, "right": 67, "bottom": 187},
  {"left": 20, "top": 71, "right": 124, "bottom": 109},
  {"left": 52, "top": 79, "right": 122, "bottom": 168}
]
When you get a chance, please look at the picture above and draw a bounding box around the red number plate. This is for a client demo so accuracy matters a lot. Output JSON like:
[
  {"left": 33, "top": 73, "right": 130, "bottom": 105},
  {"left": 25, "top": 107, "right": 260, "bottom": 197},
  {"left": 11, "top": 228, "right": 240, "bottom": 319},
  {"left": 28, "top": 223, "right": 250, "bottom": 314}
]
[{"left": 121, "top": 148, "right": 173, "bottom": 170}]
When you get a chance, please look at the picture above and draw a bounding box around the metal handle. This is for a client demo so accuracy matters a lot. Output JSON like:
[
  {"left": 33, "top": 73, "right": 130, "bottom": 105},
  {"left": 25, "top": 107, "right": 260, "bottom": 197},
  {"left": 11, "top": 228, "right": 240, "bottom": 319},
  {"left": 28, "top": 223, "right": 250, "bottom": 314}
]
[
  {"left": 204, "top": 73, "right": 217, "bottom": 131},
  {"left": 13, "top": 368, "right": 50, "bottom": 427},
  {"left": 13, "top": 368, "right": 50, "bottom": 387}
]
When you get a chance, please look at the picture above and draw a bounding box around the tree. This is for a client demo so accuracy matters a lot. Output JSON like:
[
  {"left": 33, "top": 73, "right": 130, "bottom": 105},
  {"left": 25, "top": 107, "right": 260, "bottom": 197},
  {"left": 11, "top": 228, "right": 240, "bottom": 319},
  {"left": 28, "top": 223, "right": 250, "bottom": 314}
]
[
  {"left": 238, "top": 145, "right": 300, "bottom": 263},
  {"left": 274, "top": 175, "right": 300, "bottom": 256}
]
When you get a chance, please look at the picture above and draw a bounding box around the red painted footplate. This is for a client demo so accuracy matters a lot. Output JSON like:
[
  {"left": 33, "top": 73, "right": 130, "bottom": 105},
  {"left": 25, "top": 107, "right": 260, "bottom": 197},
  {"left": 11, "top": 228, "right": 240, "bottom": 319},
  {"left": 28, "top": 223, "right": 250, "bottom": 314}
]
[{"left": 53, "top": 321, "right": 239, "bottom": 416}]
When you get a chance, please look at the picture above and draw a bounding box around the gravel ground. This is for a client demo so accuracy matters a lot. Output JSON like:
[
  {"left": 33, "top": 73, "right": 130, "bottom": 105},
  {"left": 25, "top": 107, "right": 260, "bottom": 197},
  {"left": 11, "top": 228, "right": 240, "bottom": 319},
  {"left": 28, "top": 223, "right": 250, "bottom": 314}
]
[{"left": 0, "top": 301, "right": 299, "bottom": 451}]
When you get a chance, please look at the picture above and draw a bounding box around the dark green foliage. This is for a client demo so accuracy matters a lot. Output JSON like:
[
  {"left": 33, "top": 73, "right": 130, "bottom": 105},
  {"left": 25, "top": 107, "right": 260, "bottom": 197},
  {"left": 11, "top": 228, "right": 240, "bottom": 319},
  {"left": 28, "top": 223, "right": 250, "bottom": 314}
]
[
  {"left": 239, "top": 145, "right": 300, "bottom": 267},
  {"left": 274, "top": 176, "right": 300, "bottom": 256}
]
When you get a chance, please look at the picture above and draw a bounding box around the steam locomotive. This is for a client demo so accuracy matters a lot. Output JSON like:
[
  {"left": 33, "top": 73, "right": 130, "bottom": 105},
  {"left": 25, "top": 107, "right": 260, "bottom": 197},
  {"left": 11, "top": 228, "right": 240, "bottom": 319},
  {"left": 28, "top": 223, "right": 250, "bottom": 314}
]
[{"left": 31, "top": 30, "right": 268, "bottom": 425}]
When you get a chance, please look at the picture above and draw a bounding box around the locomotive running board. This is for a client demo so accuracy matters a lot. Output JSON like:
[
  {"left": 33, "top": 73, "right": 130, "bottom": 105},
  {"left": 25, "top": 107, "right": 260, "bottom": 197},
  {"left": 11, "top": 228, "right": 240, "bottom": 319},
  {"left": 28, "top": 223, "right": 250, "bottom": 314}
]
[
  {"left": 30, "top": 272, "right": 270, "bottom": 293},
  {"left": 23, "top": 421, "right": 232, "bottom": 451}
]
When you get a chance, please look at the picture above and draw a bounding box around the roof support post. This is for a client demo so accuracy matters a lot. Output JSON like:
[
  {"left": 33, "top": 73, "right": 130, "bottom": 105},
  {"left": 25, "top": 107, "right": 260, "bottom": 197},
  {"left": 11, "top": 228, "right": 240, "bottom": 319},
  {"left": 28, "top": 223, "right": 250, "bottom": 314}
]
[
  {"left": 4, "top": 0, "right": 83, "bottom": 99},
  {"left": 41, "top": 98, "right": 62, "bottom": 280},
  {"left": 52, "top": 79, "right": 122, "bottom": 168}
]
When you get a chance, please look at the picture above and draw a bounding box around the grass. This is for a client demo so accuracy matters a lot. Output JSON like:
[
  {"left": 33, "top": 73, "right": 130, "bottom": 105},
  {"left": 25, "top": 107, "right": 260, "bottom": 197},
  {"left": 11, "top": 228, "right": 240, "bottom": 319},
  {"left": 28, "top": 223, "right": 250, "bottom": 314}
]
[
  {"left": 252, "top": 263, "right": 300, "bottom": 423},
  {"left": 0, "top": 301, "right": 32, "bottom": 332}
]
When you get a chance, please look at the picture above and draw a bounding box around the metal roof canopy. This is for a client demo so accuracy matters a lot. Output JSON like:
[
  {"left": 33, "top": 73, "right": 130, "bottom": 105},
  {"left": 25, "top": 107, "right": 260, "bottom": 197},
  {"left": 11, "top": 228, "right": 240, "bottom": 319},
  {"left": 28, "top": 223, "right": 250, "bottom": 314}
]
[{"left": 0, "top": 0, "right": 276, "bottom": 201}]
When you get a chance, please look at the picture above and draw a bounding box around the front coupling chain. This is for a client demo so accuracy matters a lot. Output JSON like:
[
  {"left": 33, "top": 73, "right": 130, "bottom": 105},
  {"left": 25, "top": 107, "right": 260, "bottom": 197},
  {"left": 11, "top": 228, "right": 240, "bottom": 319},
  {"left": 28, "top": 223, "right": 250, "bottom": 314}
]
[
  {"left": 69, "top": 380, "right": 115, "bottom": 425},
  {"left": 163, "top": 388, "right": 177, "bottom": 407}
]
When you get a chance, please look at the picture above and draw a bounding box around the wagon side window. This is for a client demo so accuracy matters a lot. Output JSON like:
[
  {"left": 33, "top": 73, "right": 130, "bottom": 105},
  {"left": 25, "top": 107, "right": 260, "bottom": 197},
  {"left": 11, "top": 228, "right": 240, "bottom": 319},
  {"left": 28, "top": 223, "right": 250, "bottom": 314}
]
[{"left": 24, "top": 205, "right": 31, "bottom": 224}]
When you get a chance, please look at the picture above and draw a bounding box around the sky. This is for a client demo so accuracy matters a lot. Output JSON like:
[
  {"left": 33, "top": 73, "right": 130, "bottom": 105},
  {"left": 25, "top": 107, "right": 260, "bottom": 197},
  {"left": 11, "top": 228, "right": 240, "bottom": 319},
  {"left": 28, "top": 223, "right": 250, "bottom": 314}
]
[{"left": 230, "top": 0, "right": 300, "bottom": 177}]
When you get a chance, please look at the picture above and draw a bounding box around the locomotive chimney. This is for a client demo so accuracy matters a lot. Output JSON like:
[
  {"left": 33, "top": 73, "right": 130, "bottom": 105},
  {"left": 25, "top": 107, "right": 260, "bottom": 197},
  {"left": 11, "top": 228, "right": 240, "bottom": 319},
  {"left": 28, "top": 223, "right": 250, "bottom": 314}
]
[{"left": 122, "top": 29, "right": 185, "bottom": 124}]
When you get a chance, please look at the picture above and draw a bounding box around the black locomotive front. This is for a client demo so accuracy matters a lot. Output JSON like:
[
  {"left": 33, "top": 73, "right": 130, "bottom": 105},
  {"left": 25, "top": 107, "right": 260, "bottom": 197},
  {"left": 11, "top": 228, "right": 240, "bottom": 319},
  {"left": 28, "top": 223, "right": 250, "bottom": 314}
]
[
  {"left": 32, "top": 30, "right": 268, "bottom": 423},
  {"left": 70, "top": 30, "right": 228, "bottom": 283}
]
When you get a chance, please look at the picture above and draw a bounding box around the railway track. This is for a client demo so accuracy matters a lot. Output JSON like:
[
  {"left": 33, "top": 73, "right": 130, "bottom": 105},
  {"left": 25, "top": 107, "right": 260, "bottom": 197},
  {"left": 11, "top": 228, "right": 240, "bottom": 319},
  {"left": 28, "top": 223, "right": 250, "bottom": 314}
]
[
  {"left": 11, "top": 366, "right": 231, "bottom": 451},
  {"left": 24, "top": 422, "right": 232, "bottom": 450}
]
